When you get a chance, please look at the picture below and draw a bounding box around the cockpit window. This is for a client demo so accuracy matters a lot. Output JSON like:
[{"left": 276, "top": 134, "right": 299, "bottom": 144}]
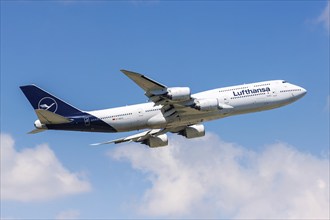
[{"left": 282, "top": 80, "right": 287, "bottom": 83}]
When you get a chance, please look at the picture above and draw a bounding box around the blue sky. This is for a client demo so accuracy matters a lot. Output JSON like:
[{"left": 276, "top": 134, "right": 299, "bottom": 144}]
[{"left": 1, "top": 1, "right": 329, "bottom": 219}]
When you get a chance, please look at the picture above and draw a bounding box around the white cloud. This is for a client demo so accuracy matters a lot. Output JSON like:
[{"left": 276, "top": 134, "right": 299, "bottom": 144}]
[
  {"left": 316, "top": 2, "right": 329, "bottom": 32},
  {"left": 0, "top": 133, "right": 91, "bottom": 202},
  {"left": 109, "top": 133, "right": 330, "bottom": 219},
  {"left": 56, "top": 209, "right": 80, "bottom": 220}
]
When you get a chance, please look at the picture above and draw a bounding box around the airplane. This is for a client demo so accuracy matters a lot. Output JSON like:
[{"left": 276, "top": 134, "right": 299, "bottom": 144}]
[{"left": 20, "top": 70, "right": 307, "bottom": 147}]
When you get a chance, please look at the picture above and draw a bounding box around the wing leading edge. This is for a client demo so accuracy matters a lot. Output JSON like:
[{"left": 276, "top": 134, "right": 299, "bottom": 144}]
[{"left": 121, "top": 70, "right": 166, "bottom": 92}]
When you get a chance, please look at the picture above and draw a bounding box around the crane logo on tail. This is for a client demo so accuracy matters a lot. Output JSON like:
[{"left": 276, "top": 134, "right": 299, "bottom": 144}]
[{"left": 38, "top": 97, "right": 58, "bottom": 113}]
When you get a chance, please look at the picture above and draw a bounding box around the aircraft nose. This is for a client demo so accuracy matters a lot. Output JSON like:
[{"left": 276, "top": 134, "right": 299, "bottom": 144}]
[{"left": 297, "top": 86, "right": 307, "bottom": 99}]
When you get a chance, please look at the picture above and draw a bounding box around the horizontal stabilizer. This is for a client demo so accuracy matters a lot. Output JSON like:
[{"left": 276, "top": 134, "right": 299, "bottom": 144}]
[
  {"left": 28, "top": 128, "right": 46, "bottom": 134},
  {"left": 35, "top": 109, "right": 71, "bottom": 124}
]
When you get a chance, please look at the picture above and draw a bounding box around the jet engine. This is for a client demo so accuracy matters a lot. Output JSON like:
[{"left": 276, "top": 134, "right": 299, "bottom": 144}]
[
  {"left": 179, "top": 124, "right": 205, "bottom": 139},
  {"left": 166, "top": 87, "right": 191, "bottom": 101},
  {"left": 193, "top": 98, "right": 234, "bottom": 112},
  {"left": 193, "top": 98, "right": 220, "bottom": 111},
  {"left": 142, "top": 134, "right": 168, "bottom": 148}
]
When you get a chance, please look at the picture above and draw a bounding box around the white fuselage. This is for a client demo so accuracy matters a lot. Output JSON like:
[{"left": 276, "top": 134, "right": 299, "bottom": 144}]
[{"left": 87, "top": 80, "right": 306, "bottom": 132}]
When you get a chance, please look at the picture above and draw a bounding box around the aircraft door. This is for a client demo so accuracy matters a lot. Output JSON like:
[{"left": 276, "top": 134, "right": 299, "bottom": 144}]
[
  {"left": 272, "top": 87, "right": 277, "bottom": 97},
  {"left": 84, "top": 116, "right": 90, "bottom": 127},
  {"left": 128, "top": 108, "right": 145, "bottom": 130},
  {"left": 138, "top": 108, "right": 143, "bottom": 117},
  {"left": 223, "top": 97, "right": 229, "bottom": 105}
]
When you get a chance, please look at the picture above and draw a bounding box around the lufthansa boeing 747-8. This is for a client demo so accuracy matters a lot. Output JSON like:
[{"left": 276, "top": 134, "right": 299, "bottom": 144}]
[{"left": 20, "top": 70, "right": 307, "bottom": 147}]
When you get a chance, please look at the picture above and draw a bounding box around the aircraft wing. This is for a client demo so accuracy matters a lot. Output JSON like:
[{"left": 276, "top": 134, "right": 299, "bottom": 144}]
[
  {"left": 121, "top": 70, "right": 166, "bottom": 92},
  {"left": 91, "top": 128, "right": 167, "bottom": 146},
  {"left": 121, "top": 70, "right": 200, "bottom": 119}
]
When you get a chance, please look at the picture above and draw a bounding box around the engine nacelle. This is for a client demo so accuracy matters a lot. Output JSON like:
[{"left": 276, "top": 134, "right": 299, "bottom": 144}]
[
  {"left": 166, "top": 87, "right": 191, "bottom": 101},
  {"left": 143, "top": 134, "right": 168, "bottom": 148},
  {"left": 179, "top": 124, "right": 205, "bottom": 139},
  {"left": 193, "top": 98, "right": 219, "bottom": 111},
  {"left": 34, "top": 120, "right": 46, "bottom": 129}
]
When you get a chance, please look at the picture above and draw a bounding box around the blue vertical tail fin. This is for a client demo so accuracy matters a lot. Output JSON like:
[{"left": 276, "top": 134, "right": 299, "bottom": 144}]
[{"left": 20, "top": 85, "right": 83, "bottom": 117}]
